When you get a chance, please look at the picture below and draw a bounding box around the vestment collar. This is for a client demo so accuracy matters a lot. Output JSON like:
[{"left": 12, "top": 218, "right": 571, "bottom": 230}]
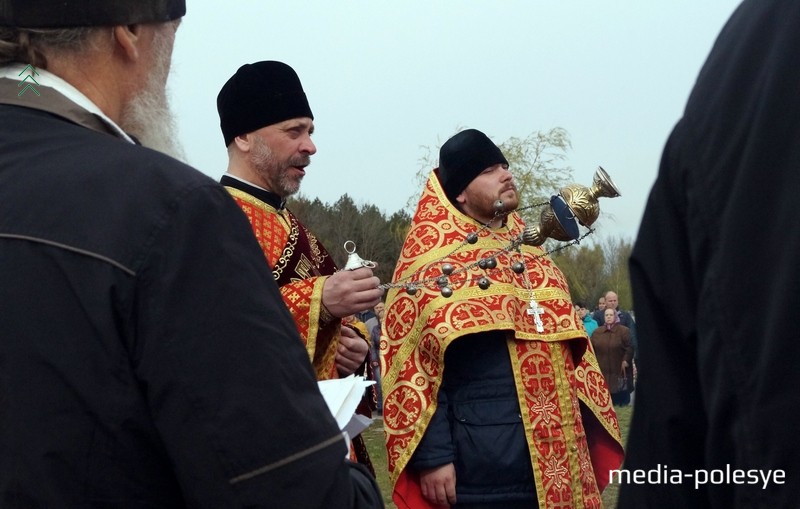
[{"left": 221, "top": 174, "right": 286, "bottom": 210}]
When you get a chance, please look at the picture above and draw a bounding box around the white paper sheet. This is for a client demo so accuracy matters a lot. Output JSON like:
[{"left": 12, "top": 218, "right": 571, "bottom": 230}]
[{"left": 317, "top": 374, "right": 375, "bottom": 438}]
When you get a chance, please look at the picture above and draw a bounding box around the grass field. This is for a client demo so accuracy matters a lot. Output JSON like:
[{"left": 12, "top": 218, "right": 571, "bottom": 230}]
[{"left": 363, "top": 404, "right": 634, "bottom": 509}]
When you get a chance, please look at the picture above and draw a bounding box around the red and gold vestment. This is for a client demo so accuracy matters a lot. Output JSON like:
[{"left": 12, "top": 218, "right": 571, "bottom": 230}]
[
  {"left": 224, "top": 183, "right": 374, "bottom": 471},
  {"left": 381, "top": 171, "right": 624, "bottom": 509},
  {"left": 225, "top": 186, "right": 340, "bottom": 379}
]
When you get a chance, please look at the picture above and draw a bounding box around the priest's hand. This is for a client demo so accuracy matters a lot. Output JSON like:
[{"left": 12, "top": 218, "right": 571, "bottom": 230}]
[
  {"left": 419, "top": 463, "right": 457, "bottom": 507},
  {"left": 322, "top": 268, "right": 383, "bottom": 318},
  {"left": 336, "top": 324, "right": 370, "bottom": 376}
]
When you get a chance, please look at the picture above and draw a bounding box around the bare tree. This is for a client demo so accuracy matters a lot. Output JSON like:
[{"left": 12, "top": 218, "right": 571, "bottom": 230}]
[
  {"left": 600, "top": 236, "right": 634, "bottom": 310},
  {"left": 551, "top": 242, "right": 607, "bottom": 303}
]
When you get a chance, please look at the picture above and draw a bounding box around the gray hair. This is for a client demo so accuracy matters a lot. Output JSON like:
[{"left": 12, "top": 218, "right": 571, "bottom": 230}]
[{"left": 0, "top": 26, "right": 100, "bottom": 68}]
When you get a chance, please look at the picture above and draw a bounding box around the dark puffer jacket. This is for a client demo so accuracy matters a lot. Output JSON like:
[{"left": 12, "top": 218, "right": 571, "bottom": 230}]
[{"left": 409, "top": 331, "right": 536, "bottom": 505}]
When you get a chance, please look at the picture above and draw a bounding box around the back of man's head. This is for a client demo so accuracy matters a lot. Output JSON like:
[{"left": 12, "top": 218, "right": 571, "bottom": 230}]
[
  {"left": 0, "top": 0, "right": 185, "bottom": 28},
  {"left": 0, "top": 0, "right": 185, "bottom": 67}
]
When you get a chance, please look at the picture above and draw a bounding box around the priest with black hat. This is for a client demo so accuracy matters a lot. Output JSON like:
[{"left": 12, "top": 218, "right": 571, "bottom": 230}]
[
  {"left": 216, "top": 60, "right": 384, "bottom": 473},
  {"left": 0, "top": 3, "right": 383, "bottom": 508},
  {"left": 380, "top": 129, "right": 624, "bottom": 509}
]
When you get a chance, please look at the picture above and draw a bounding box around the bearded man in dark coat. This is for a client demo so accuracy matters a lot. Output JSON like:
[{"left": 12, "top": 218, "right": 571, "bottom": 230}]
[{"left": 0, "top": 3, "right": 383, "bottom": 508}]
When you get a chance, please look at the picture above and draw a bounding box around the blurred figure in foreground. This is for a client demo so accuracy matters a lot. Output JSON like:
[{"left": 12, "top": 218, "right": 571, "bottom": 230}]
[{"left": 620, "top": 0, "right": 800, "bottom": 507}]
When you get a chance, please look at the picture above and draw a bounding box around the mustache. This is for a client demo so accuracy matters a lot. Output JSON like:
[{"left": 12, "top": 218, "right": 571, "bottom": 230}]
[{"left": 288, "top": 155, "right": 311, "bottom": 168}]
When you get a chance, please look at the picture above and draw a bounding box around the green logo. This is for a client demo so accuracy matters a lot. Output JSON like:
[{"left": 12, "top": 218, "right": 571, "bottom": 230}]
[{"left": 18, "top": 64, "right": 40, "bottom": 97}]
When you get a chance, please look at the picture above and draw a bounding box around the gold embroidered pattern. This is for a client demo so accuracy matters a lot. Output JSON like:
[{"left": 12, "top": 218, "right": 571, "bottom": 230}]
[{"left": 226, "top": 186, "right": 337, "bottom": 378}]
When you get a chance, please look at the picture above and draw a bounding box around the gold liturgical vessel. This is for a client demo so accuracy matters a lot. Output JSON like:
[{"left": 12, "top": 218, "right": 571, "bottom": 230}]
[{"left": 522, "top": 166, "right": 621, "bottom": 246}]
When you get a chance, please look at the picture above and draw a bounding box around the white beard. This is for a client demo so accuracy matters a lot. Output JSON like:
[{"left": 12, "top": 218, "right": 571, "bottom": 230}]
[
  {"left": 120, "top": 83, "right": 185, "bottom": 161},
  {"left": 119, "top": 26, "right": 186, "bottom": 161}
]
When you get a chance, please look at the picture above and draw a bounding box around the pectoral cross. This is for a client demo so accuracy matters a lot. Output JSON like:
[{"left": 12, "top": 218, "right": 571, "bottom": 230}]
[{"left": 527, "top": 299, "right": 545, "bottom": 332}]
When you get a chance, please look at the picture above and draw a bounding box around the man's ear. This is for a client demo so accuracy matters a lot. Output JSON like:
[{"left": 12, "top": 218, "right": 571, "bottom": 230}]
[
  {"left": 112, "top": 25, "right": 142, "bottom": 61},
  {"left": 455, "top": 189, "right": 467, "bottom": 205},
  {"left": 234, "top": 134, "right": 252, "bottom": 153}
]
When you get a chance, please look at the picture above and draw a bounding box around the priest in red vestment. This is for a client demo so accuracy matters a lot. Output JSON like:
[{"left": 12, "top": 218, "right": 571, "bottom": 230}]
[
  {"left": 381, "top": 129, "right": 624, "bottom": 508},
  {"left": 216, "top": 61, "right": 384, "bottom": 470}
]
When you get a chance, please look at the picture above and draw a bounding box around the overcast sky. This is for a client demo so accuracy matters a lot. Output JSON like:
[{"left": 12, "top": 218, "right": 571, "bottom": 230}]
[{"left": 170, "top": 1, "right": 742, "bottom": 241}]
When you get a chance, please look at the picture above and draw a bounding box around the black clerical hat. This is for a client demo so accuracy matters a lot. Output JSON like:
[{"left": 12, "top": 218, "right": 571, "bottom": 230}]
[
  {"left": 217, "top": 61, "right": 314, "bottom": 147},
  {"left": 438, "top": 129, "right": 509, "bottom": 202},
  {"left": 0, "top": 0, "right": 185, "bottom": 27}
]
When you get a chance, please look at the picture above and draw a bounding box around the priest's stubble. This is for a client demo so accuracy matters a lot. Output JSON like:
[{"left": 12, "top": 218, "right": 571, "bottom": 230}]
[{"left": 249, "top": 135, "right": 310, "bottom": 198}]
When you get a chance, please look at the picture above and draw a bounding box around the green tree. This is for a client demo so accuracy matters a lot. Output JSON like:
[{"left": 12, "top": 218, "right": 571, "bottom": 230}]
[
  {"left": 288, "top": 194, "right": 411, "bottom": 286},
  {"left": 600, "top": 236, "right": 634, "bottom": 310},
  {"left": 553, "top": 236, "right": 634, "bottom": 312},
  {"left": 551, "top": 242, "right": 606, "bottom": 304},
  {"left": 325, "top": 194, "right": 362, "bottom": 264},
  {"left": 382, "top": 209, "right": 413, "bottom": 281}
]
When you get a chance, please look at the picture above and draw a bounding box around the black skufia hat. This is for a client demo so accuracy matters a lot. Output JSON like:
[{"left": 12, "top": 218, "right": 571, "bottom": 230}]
[
  {"left": 0, "top": 0, "right": 185, "bottom": 27},
  {"left": 216, "top": 61, "right": 314, "bottom": 147},
  {"left": 438, "top": 129, "right": 509, "bottom": 202}
]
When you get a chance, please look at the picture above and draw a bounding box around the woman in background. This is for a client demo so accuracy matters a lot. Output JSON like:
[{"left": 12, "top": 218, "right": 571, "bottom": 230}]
[{"left": 591, "top": 308, "right": 634, "bottom": 406}]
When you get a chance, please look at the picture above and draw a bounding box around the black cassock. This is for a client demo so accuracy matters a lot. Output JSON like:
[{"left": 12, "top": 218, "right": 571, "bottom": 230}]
[{"left": 619, "top": 1, "right": 800, "bottom": 508}]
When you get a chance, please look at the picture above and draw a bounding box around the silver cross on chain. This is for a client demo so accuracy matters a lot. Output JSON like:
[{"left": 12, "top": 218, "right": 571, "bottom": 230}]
[{"left": 527, "top": 299, "right": 545, "bottom": 332}]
